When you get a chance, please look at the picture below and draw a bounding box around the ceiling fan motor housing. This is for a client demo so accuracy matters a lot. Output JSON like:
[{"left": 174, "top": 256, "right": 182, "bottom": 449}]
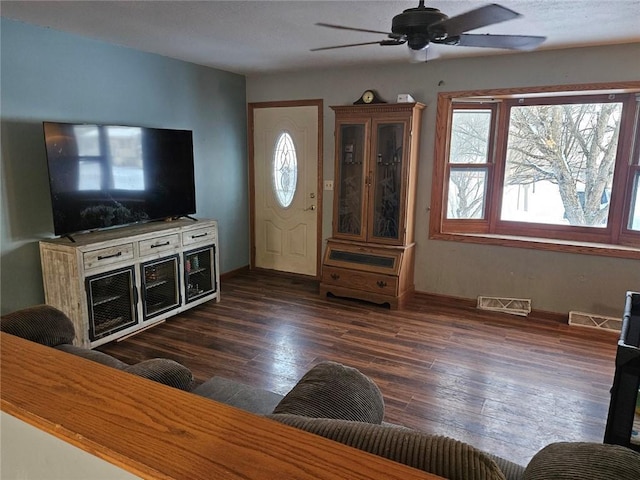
[{"left": 392, "top": 6, "right": 448, "bottom": 50}]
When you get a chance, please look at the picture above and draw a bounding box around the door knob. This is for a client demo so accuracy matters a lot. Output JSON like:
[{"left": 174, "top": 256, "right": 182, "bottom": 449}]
[{"left": 305, "top": 205, "right": 316, "bottom": 211}]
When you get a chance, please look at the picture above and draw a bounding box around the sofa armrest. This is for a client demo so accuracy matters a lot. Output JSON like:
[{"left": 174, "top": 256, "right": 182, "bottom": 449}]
[
  {"left": 268, "top": 414, "right": 508, "bottom": 480},
  {"left": 0, "top": 305, "right": 76, "bottom": 347},
  {"left": 124, "top": 359, "right": 194, "bottom": 391}
]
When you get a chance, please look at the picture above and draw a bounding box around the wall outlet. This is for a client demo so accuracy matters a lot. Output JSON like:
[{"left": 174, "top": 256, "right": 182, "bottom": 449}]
[{"left": 324, "top": 180, "right": 334, "bottom": 190}]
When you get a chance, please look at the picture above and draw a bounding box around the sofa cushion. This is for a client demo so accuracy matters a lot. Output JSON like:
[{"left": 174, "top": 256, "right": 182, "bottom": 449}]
[
  {"left": 272, "top": 361, "right": 384, "bottom": 424},
  {"left": 523, "top": 442, "right": 640, "bottom": 480},
  {"left": 1, "top": 305, "right": 75, "bottom": 347},
  {"left": 268, "top": 414, "right": 506, "bottom": 480},
  {"left": 192, "top": 376, "right": 284, "bottom": 414}
]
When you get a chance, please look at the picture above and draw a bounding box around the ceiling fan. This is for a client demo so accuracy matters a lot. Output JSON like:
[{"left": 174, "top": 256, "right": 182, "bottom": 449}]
[{"left": 312, "top": 1, "right": 546, "bottom": 61}]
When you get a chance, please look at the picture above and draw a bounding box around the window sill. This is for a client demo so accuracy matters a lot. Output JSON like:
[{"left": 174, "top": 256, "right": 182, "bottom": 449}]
[{"left": 429, "top": 232, "right": 640, "bottom": 260}]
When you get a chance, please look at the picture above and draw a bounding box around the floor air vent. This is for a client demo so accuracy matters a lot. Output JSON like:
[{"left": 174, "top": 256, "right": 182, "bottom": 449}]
[
  {"left": 477, "top": 296, "right": 531, "bottom": 316},
  {"left": 568, "top": 311, "right": 622, "bottom": 332}
]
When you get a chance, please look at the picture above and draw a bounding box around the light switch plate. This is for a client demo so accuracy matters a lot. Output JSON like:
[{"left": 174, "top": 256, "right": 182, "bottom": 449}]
[{"left": 324, "top": 180, "right": 334, "bottom": 190}]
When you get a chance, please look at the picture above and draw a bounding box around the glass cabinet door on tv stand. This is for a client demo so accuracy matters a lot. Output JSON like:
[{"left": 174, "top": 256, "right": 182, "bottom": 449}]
[
  {"left": 184, "top": 245, "right": 217, "bottom": 303},
  {"left": 141, "top": 255, "right": 181, "bottom": 320},
  {"left": 85, "top": 266, "right": 138, "bottom": 343}
]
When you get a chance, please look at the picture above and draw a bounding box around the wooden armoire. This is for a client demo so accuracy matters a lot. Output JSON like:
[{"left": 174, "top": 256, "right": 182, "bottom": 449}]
[{"left": 320, "top": 102, "right": 424, "bottom": 309}]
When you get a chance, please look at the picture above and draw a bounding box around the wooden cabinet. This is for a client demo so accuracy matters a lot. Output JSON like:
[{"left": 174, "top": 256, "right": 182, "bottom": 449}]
[
  {"left": 321, "top": 103, "right": 424, "bottom": 309},
  {"left": 40, "top": 219, "right": 220, "bottom": 348}
]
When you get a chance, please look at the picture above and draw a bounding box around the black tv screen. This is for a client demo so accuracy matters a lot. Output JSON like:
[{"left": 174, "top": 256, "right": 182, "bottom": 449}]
[{"left": 43, "top": 122, "right": 196, "bottom": 236}]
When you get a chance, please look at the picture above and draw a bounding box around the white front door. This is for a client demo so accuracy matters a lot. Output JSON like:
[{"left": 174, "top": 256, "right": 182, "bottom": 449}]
[{"left": 251, "top": 103, "right": 321, "bottom": 276}]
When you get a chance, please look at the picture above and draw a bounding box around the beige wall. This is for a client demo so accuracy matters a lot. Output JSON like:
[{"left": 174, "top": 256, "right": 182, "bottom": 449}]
[
  {"left": 247, "top": 43, "right": 640, "bottom": 317},
  {"left": 1, "top": 412, "right": 139, "bottom": 479}
]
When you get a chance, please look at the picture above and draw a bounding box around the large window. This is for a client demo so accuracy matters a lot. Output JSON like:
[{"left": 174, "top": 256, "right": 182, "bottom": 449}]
[{"left": 431, "top": 82, "right": 640, "bottom": 257}]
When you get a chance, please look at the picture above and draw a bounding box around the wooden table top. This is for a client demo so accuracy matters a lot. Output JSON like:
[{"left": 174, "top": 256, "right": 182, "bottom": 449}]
[{"left": 1, "top": 332, "right": 444, "bottom": 480}]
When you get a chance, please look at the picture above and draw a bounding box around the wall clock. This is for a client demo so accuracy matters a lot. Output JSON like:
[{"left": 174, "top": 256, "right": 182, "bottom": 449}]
[{"left": 354, "top": 89, "right": 386, "bottom": 105}]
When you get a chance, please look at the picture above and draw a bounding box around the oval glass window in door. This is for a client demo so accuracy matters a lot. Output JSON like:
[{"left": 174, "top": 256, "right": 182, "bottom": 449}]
[{"left": 272, "top": 131, "right": 298, "bottom": 208}]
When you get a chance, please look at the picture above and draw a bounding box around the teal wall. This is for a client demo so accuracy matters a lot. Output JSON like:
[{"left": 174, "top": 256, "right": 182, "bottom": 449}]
[{"left": 1, "top": 18, "right": 249, "bottom": 314}]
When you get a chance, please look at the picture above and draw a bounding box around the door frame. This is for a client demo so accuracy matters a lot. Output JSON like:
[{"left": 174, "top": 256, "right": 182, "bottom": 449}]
[{"left": 248, "top": 99, "right": 324, "bottom": 279}]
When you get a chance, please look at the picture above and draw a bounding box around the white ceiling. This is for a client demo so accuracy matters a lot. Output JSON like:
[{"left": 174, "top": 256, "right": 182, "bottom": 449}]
[{"left": 2, "top": 0, "right": 640, "bottom": 75}]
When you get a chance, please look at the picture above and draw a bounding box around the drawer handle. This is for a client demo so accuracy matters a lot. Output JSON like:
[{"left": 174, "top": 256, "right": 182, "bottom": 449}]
[
  {"left": 151, "top": 241, "right": 171, "bottom": 248},
  {"left": 330, "top": 273, "right": 340, "bottom": 280},
  {"left": 377, "top": 280, "right": 387, "bottom": 288},
  {"left": 97, "top": 251, "right": 122, "bottom": 261},
  {"left": 191, "top": 233, "right": 209, "bottom": 239}
]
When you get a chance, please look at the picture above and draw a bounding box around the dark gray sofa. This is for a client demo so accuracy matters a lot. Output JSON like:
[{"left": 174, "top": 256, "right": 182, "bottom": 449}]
[
  {"left": 263, "top": 361, "right": 640, "bottom": 480},
  {"left": 3, "top": 305, "right": 640, "bottom": 480},
  {"left": 0, "top": 304, "right": 194, "bottom": 390}
]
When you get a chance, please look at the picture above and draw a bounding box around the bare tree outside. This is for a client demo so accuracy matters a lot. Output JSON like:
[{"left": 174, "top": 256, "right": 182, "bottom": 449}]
[
  {"left": 503, "top": 102, "right": 622, "bottom": 227},
  {"left": 447, "top": 109, "right": 491, "bottom": 219},
  {"left": 447, "top": 101, "right": 624, "bottom": 227}
]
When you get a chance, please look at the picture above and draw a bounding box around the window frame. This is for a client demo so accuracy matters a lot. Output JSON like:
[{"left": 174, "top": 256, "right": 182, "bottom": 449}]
[
  {"left": 620, "top": 103, "right": 640, "bottom": 244},
  {"left": 429, "top": 82, "right": 640, "bottom": 259},
  {"left": 443, "top": 102, "right": 498, "bottom": 233}
]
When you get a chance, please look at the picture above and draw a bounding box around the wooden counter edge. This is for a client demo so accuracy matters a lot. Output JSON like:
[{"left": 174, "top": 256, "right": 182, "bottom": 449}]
[{"left": 1, "top": 332, "right": 443, "bottom": 480}]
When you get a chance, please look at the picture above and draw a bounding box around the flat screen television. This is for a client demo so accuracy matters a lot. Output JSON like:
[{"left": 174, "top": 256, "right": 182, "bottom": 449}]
[{"left": 43, "top": 122, "right": 196, "bottom": 237}]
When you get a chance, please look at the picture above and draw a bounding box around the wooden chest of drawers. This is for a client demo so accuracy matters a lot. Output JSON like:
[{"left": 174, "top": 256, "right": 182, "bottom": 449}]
[{"left": 320, "top": 239, "right": 415, "bottom": 309}]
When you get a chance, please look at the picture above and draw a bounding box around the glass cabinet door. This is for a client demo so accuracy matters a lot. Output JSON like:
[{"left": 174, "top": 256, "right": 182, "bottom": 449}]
[
  {"left": 141, "top": 255, "right": 180, "bottom": 320},
  {"left": 370, "top": 121, "right": 406, "bottom": 243},
  {"left": 184, "top": 245, "right": 217, "bottom": 303},
  {"left": 85, "top": 266, "right": 138, "bottom": 342},
  {"left": 335, "top": 122, "right": 368, "bottom": 239}
]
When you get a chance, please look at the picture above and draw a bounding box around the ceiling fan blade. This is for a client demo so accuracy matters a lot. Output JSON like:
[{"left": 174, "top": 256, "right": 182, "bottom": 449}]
[
  {"left": 455, "top": 33, "right": 546, "bottom": 50},
  {"left": 311, "top": 40, "right": 394, "bottom": 52},
  {"left": 380, "top": 38, "right": 407, "bottom": 47},
  {"left": 315, "top": 22, "right": 393, "bottom": 36},
  {"left": 430, "top": 4, "right": 521, "bottom": 38}
]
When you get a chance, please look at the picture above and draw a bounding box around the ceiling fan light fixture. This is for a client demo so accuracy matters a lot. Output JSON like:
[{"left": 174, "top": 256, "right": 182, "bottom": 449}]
[{"left": 408, "top": 45, "right": 430, "bottom": 63}]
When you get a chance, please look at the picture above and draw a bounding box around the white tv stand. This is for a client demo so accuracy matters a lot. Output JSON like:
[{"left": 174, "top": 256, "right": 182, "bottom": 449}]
[{"left": 39, "top": 219, "right": 220, "bottom": 348}]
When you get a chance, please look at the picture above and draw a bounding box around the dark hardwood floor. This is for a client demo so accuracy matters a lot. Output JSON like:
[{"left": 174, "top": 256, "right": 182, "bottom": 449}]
[{"left": 99, "top": 270, "right": 620, "bottom": 467}]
